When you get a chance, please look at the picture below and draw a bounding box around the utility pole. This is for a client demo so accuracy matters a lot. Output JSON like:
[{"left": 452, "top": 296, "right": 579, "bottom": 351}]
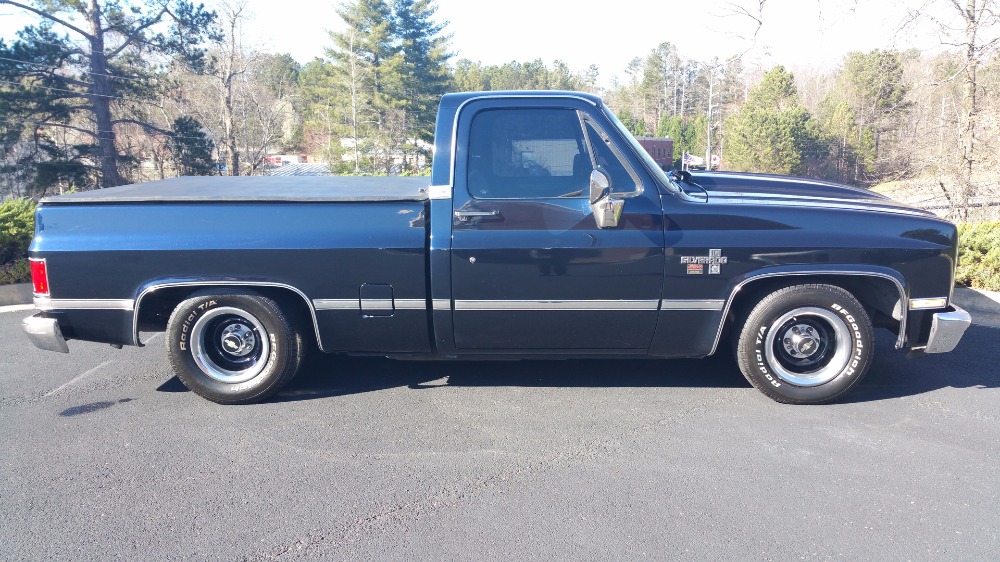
[{"left": 705, "top": 67, "right": 715, "bottom": 171}]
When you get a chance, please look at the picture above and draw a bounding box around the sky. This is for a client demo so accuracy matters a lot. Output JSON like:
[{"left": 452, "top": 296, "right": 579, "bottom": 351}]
[{"left": 0, "top": 0, "right": 963, "bottom": 86}]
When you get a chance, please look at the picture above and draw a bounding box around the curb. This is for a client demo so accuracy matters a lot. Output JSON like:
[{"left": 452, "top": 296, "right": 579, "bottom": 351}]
[
  {"left": 953, "top": 287, "right": 1000, "bottom": 315},
  {"left": 0, "top": 283, "right": 32, "bottom": 306},
  {"left": 953, "top": 287, "right": 1000, "bottom": 328}
]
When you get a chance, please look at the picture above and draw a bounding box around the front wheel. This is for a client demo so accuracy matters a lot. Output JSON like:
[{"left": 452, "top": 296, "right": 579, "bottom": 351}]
[
  {"left": 733, "top": 284, "right": 874, "bottom": 404},
  {"left": 165, "top": 290, "right": 304, "bottom": 404}
]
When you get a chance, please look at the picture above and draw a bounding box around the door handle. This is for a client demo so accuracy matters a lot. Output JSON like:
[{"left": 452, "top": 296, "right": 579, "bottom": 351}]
[{"left": 454, "top": 209, "right": 500, "bottom": 221}]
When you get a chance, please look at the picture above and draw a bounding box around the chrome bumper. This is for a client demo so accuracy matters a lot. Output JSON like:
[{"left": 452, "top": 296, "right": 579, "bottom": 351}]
[
  {"left": 22, "top": 314, "right": 69, "bottom": 353},
  {"left": 924, "top": 305, "right": 971, "bottom": 354}
]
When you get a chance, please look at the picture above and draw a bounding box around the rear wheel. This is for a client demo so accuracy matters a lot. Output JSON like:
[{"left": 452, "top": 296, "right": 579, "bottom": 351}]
[
  {"left": 165, "top": 290, "right": 304, "bottom": 404},
  {"left": 733, "top": 284, "right": 874, "bottom": 404}
]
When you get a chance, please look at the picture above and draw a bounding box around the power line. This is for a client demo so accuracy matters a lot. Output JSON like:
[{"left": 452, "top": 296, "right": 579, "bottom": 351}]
[
  {"left": 0, "top": 55, "right": 157, "bottom": 84},
  {"left": 0, "top": 77, "right": 122, "bottom": 99},
  {"left": 0, "top": 116, "right": 216, "bottom": 142}
]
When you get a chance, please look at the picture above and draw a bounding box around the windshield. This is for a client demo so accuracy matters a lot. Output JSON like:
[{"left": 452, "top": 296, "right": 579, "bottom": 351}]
[{"left": 601, "top": 104, "right": 680, "bottom": 194}]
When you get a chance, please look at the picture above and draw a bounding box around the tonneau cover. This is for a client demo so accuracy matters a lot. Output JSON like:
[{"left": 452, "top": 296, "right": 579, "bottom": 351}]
[{"left": 41, "top": 176, "right": 431, "bottom": 204}]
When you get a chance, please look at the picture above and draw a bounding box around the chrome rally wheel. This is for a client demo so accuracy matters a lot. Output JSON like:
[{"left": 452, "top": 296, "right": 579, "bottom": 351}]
[
  {"left": 166, "top": 290, "right": 304, "bottom": 404},
  {"left": 734, "top": 284, "right": 874, "bottom": 404},
  {"left": 189, "top": 307, "right": 270, "bottom": 384}
]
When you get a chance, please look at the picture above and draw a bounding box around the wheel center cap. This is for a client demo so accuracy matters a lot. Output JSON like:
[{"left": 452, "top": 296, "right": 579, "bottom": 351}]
[
  {"left": 220, "top": 324, "right": 256, "bottom": 357},
  {"left": 782, "top": 324, "right": 822, "bottom": 359}
]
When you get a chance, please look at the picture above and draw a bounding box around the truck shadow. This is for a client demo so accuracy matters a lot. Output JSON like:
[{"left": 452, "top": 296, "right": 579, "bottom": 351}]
[
  {"left": 157, "top": 325, "right": 999, "bottom": 404},
  {"left": 842, "top": 324, "right": 1000, "bottom": 404},
  {"left": 271, "top": 351, "right": 750, "bottom": 403}
]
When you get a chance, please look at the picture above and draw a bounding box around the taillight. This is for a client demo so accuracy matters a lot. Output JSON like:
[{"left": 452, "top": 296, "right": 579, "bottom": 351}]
[{"left": 30, "top": 258, "right": 49, "bottom": 295}]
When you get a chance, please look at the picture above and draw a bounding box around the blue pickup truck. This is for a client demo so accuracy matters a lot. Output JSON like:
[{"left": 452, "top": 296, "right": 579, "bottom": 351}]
[{"left": 22, "top": 91, "right": 970, "bottom": 404}]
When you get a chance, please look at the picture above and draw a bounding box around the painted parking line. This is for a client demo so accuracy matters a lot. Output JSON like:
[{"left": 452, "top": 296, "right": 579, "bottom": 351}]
[
  {"left": 44, "top": 360, "right": 114, "bottom": 397},
  {"left": 0, "top": 304, "right": 33, "bottom": 314}
]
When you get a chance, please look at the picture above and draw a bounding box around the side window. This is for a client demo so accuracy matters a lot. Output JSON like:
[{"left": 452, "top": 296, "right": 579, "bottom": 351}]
[
  {"left": 467, "top": 108, "right": 590, "bottom": 199},
  {"left": 584, "top": 121, "right": 638, "bottom": 194}
]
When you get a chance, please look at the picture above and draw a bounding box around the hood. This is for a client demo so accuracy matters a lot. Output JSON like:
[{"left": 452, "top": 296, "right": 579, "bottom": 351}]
[{"left": 686, "top": 172, "right": 934, "bottom": 217}]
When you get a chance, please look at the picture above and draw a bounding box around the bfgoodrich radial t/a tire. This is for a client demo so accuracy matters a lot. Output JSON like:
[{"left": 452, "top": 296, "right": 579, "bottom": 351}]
[
  {"left": 165, "top": 290, "right": 304, "bottom": 404},
  {"left": 734, "top": 284, "right": 874, "bottom": 404}
]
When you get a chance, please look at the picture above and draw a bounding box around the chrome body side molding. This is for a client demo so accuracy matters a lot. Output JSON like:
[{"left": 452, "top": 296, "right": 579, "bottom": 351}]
[
  {"left": 34, "top": 297, "right": 135, "bottom": 311},
  {"left": 314, "top": 299, "right": 358, "bottom": 310},
  {"left": 453, "top": 299, "right": 660, "bottom": 311},
  {"left": 315, "top": 298, "right": 722, "bottom": 312},
  {"left": 394, "top": 299, "right": 426, "bottom": 310},
  {"left": 660, "top": 300, "right": 725, "bottom": 311}
]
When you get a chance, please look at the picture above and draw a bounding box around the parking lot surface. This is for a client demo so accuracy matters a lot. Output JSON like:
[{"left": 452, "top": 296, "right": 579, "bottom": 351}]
[{"left": 1, "top": 309, "right": 998, "bottom": 560}]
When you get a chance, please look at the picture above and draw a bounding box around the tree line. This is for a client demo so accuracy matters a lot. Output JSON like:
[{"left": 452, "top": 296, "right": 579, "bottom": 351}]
[{"left": 1, "top": 0, "right": 997, "bottom": 219}]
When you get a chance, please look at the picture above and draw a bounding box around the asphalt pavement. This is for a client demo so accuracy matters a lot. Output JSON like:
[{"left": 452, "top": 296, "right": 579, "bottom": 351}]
[{"left": 1, "top": 309, "right": 998, "bottom": 561}]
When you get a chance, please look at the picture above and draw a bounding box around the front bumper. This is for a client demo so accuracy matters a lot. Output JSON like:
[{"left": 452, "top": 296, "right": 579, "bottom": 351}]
[
  {"left": 924, "top": 305, "right": 971, "bottom": 354},
  {"left": 22, "top": 313, "right": 69, "bottom": 353}
]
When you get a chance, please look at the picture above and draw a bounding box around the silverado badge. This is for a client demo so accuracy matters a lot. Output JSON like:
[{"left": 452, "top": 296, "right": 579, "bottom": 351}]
[{"left": 681, "top": 249, "right": 727, "bottom": 275}]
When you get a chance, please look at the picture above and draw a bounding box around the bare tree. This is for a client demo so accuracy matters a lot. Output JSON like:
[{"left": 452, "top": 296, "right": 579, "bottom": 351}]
[
  {"left": 215, "top": 0, "right": 251, "bottom": 176},
  {"left": 896, "top": 0, "right": 1000, "bottom": 217}
]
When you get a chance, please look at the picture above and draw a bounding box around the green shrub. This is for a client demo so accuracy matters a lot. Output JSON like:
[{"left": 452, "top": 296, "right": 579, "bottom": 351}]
[
  {"left": 1, "top": 198, "right": 37, "bottom": 285},
  {"left": 0, "top": 257, "right": 30, "bottom": 285},
  {"left": 956, "top": 221, "right": 1000, "bottom": 291},
  {"left": 0, "top": 198, "right": 37, "bottom": 268}
]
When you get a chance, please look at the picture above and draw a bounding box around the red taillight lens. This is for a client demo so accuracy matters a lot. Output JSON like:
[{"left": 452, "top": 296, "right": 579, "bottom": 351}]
[{"left": 30, "top": 259, "right": 49, "bottom": 295}]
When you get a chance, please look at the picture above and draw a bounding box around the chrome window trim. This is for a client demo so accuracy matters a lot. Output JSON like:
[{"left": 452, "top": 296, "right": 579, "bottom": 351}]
[
  {"left": 581, "top": 117, "right": 643, "bottom": 199},
  {"left": 454, "top": 299, "right": 660, "bottom": 311},
  {"left": 465, "top": 107, "right": 594, "bottom": 201},
  {"left": 707, "top": 271, "right": 908, "bottom": 356},
  {"left": 133, "top": 281, "right": 325, "bottom": 352},
  {"left": 449, "top": 94, "right": 600, "bottom": 190},
  {"left": 34, "top": 297, "right": 135, "bottom": 311}
]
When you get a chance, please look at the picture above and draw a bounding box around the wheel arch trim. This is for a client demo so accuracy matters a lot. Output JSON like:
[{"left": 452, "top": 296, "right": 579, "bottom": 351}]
[
  {"left": 132, "top": 280, "right": 326, "bottom": 352},
  {"left": 708, "top": 268, "right": 908, "bottom": 356}
]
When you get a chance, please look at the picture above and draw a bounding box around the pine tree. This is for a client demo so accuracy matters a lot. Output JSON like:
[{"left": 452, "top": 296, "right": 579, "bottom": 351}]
[
  {"left": 394, "top": 0, "right": 452, "bottom": 146},
  {"left": 322, "top": 0, "right": 450, "bottom": 173},
  {"left": 0, "top": 0, "right": 218, "bottom": 189},
  {"left": 723, "top": 66, "right": 816, "bottom": 175},
  {"left": 171, "top": 116, "right": 215, "bottom": 176},
  {"left": 327, "top": 0, "right": 395, "bottom": 172}
]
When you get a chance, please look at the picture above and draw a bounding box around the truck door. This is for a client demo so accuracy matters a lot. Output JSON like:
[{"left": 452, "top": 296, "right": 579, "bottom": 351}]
[{"left": 450, "top": 99, "right": 665, "bottom": 350}]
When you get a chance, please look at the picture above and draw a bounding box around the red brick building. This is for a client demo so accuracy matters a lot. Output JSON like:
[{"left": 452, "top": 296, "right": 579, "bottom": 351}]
[{"left": 635, "top": 137, "right": 674, "bottom": 170}]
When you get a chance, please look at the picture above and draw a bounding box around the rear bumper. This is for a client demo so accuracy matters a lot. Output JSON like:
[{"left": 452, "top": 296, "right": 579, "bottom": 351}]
[
  {"left": 924, "top": 305, "right": 971, "bottom": 354},
  {"left": 22, "top": 313, "right": 69, "bottom": 353}
]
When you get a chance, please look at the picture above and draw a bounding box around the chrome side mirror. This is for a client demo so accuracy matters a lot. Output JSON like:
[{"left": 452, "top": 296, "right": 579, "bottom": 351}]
[
  {"left": 589, "top": 169, "right": 609, "bottom": 204},
  {"left": 589, "top": 169, "right": 623, "bottom": 229}
]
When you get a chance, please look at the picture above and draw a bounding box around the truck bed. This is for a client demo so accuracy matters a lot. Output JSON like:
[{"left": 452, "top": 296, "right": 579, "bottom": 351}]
[{"left": 41, "top": 176, "right": 431, "bottom": 204}]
